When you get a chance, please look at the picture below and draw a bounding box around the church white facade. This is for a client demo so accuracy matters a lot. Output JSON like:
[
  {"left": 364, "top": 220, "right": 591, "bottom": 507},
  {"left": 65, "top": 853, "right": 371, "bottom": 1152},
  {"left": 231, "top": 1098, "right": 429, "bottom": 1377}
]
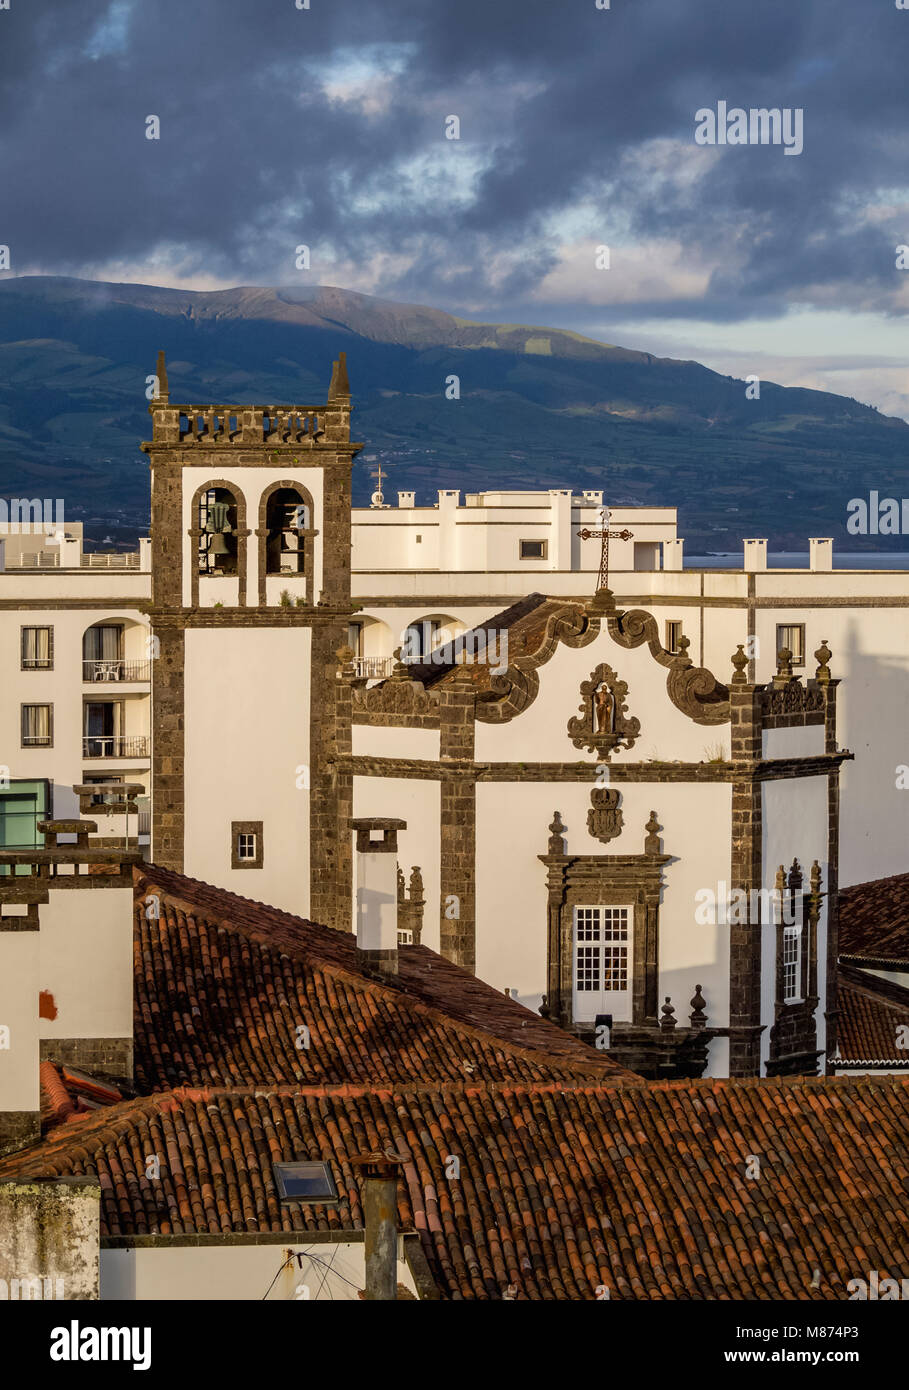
[{"left": 1, "top": 354, "right": 906, "bottom": 1079}]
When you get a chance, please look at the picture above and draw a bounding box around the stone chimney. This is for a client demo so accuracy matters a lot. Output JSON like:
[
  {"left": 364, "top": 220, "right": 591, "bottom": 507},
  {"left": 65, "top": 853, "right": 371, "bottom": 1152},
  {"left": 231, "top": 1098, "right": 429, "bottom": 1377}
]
[
  {"left": 349, "top": 1153, "right": 404, "bottom": 1300},
  {"left": 397, "top": 491, "right": 415, "bottom": 508},
  {"left": 350, "top": 818, "right": 407, "bottom": 976}
]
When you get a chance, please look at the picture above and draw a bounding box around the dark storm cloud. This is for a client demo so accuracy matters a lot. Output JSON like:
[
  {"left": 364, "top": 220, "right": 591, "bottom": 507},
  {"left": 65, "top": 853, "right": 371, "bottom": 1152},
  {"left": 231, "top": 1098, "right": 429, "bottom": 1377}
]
[{"left": 0, "top": 0, "right": 907, "bottom": 321}]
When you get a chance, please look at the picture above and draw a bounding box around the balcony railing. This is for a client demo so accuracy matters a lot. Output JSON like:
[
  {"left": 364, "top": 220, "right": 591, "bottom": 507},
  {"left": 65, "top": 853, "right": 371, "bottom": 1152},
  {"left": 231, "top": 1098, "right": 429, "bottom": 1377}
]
[
  {"left": 167, "top": 405, "right": 337, "bottom": 445},
  {"left": 7, "top": 551, "right": 139, "bottom": 569},
  {"left": 9, "top": 551, "right": 61, "bottom": 568},
  {"left": 355, "top": 656, "right": 394, "bottom": 679},
  {"left": 82, "top": 659, "right": 151, "bottom": 682},
  {"left": 82, "top": 735, "right": 149, "bottom": 759},
  {"left": 81, "top": 552, "right": 139, "bottom": 569}
]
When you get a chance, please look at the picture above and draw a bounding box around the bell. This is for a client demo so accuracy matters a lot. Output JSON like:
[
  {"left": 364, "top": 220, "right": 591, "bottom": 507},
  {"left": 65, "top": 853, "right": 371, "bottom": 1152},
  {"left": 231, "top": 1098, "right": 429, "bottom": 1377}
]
[
  {"left": 208, "top": 531, "right": 230, "bottom": 556},
  {"left": 204, "top": 500, "right": 233, "bottom": 535}
]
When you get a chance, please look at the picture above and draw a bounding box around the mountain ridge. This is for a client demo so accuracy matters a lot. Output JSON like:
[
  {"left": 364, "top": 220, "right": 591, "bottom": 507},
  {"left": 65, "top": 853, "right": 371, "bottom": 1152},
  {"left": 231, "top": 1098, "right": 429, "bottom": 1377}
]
[{"left": 0, "top": 275, "right": 904, "bottom": 550}]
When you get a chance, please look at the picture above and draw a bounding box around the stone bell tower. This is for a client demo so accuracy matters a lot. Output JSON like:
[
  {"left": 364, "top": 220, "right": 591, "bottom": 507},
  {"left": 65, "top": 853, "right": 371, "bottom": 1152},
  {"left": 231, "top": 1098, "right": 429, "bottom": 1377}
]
[{"left": 141, "top": 352, "right": 361, "bottom": 927}]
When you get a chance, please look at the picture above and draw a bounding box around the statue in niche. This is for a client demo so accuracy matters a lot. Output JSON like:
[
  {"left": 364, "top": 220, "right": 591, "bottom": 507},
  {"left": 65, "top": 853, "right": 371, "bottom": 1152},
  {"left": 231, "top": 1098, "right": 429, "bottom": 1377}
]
[
  {"left": 594, "top": 682, "right": 615, "bottom": 734},
  {"left": 568, "top": 661, "right": 640, "bottom": 756}
]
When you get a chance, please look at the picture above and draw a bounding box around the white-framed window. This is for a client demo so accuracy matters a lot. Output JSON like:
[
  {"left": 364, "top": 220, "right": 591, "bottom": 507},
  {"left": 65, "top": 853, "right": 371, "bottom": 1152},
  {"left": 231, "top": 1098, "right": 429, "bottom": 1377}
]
[
  {"left": 572, "top": 904, "right": 633, "bottom": 1023},
  {"left": 237, "top": 832, "right": 257, "bottom": 862},
  {"left": 397, "top": 927, "right": 414, "bottom": 945},
  {"left": 519, "top": 539, "right": 547, "bottom": 560},
  {"left": 776, "top": 623, "right": 805, "bottom": 667},
  {"left": 783, "top": 924, "right": 802, "bottom": 1003}
]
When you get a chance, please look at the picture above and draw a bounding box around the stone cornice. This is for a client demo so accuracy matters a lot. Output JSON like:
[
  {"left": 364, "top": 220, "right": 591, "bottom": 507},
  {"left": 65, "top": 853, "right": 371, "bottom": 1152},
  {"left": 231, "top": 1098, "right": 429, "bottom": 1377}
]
[
  {"left": 344, "top": 752, "right": 853, "bottom": 782},
  {"left": 141, "top": 444, "right": 363, "bottom": 462},
  {"left": 141, "top": 604, "right": 354, "bottom": 627}
]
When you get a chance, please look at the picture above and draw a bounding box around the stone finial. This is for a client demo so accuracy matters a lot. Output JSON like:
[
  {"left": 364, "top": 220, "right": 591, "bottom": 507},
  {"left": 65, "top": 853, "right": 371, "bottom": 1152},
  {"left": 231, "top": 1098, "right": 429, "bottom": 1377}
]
[
  {"left": 644, "top": 811, "right": 661, "bottom": 855},
  {"left": 814, "top": 639, "right": 832, "bottom": 684},
  {"left": 809, "top": 860, "right": 822, "bottom": 896},
  {"left": 336, "top": 643, "right": 356, "bottom": 675},
  {"left": 788, "top": 857, "right": 803, "bottom": 892},
  {"left": 776, "top": 646, "right": 793, "bottom": 680},
  {"left": 397, "top": 866, "right": 406, "bottom": 901},
  {"left": 539, "top": 994, "right": 551, "bottom": 1020},
  {"left": 390, "top": 646, "right": 411, "bottom": 679},
  {"left": 155, "top": 349, "right": 169, "bottom": 402},
  {"left": 676, "top": 634, "right": 692, "bottom": 665},
  {"left": 689, "top": 984, "right": 707, "bottom": 1031},
  {"left": 409, "top": 865, "right": 424, "bottom": 902},
  {"left": 327, "top": 351, "right": 351, "bottom": 400},
  {"left": 659, "top": 997, "right": 677, "bottom": 1031},
  {"left": 731, "top": 644, "right": 749, "bottom": 684},
  {"left": 548, "top": 812, "right": 567, "bottom": 856}
]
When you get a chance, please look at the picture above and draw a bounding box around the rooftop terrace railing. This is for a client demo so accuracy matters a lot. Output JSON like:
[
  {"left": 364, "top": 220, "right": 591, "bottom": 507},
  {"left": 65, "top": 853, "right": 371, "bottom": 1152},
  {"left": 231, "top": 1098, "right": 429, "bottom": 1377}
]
[{"left": 5, "top": 551, "right": 140, "bottom": 569}]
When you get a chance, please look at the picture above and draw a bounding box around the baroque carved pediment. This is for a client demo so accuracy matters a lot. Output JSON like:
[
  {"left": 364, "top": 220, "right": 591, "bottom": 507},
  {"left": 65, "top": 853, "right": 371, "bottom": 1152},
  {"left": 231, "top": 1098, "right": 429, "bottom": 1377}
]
[
  {"left": 475, "top": 602, "right": 600, "bottom": 725},
  {"left": 608, "top": 608, "right": 731, "bottom": 726},
  {"left": 568, "top": 662, "right": 641, "bottom": 756}
]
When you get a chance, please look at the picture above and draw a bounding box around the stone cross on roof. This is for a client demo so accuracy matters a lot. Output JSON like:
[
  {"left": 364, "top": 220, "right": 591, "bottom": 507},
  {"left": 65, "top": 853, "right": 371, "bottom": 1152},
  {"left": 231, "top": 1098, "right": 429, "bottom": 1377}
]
[{"left": 576, "top": 506, "right": 634, "bottom": 595}]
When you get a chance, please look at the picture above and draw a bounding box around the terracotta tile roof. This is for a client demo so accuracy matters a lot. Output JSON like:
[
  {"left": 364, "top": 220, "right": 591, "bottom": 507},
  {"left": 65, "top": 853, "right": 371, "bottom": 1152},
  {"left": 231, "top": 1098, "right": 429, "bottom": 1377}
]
[
  {"left": 403, "top": 593, "right": 552, "bottom": 687},
  {"left": 836, "top": 965, "right": 909, "bottom": 1067},
  {"left": 133, "top": 865, "right": 628, "bottom": 1092},
  {"left": 39, "top": 1062, "right": 76, "bottom": 1127},
  {"left": 4, "top": 1074, "right": 909, "bottom": 1299},
  {"left": 39, "top": 1062, "right": 124, "bottom": 1132},
  {"left": 839, "top": 873, "right": 909, "bottom": 965}
]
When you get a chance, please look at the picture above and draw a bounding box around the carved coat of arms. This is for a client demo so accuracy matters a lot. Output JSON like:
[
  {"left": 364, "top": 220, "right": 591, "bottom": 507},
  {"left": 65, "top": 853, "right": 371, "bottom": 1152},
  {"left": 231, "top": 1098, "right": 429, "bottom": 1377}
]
[
  {"left": 588, "top": 787, "right": 623, "bottom": 844},
  {"left": 568, "top": 662, "right": 640, "bottom": 755}
]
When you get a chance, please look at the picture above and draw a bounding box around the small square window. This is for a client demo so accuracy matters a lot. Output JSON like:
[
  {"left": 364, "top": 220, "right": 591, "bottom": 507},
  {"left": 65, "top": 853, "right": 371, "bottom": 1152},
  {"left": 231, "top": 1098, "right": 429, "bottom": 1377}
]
[
  {"left": 665, "top": 620, "right": 683, "bottom": 655},
  {"left": 776, "top": 623, "right": 805, "bottom": 667},
  {"left": 415, "top": 534, "right": 422, "bottom": 543},
  {"left": 231, "top": 820, "right": 263, "bottom": 869},
  {"left": 273, "top": 1161, "right": 339, "bottom": 1205},
  {"left": 21, "top": 704, "right": 53, "bottom": 747},
  {"left": 21, "top": 627, "right": 54, "bottom": 670},
  {"left": 520, "top": 539, "right": 547, "bottom": 560}
]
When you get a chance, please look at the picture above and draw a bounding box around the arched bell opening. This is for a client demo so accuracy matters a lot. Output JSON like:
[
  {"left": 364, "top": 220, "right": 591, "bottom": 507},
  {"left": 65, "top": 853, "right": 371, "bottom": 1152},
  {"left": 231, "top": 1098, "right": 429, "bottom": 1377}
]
[
  {"left": 256, "top": 480, "right": 316, "bottom": 606},
  {"left": 198, "top": 487, "right": 240, "bottom": 576},
  {"left": 264, "top": 487, "right": 309, "bottom": 576}
]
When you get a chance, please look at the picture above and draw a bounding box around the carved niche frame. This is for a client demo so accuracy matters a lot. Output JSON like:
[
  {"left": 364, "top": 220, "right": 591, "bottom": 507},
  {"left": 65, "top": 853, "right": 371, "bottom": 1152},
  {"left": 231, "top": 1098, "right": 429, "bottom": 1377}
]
[
  {"left": 539, "top": 816, "right": 671, "bottom": 1035},
  {"left": 567, "top": 661, "right": 641, "bottom": 756}
]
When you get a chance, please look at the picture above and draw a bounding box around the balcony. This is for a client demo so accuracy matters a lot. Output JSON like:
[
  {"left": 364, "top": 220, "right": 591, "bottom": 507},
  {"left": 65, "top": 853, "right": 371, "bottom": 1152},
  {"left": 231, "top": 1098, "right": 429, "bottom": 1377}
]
[
  {"left": 355, "top": 656, "right": 394, "bottom": 679},
  {"left": 82, "top": 735, "right": 149, "bottom": 760},
  {"left": 82, "top": 659, "right": 151, "bottom": 683}
]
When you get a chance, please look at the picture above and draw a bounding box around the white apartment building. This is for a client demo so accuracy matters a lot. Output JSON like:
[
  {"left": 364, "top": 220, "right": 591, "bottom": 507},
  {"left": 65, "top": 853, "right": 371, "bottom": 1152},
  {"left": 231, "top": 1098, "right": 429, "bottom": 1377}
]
[
  {"left": 0, "top": 525, "right": 153, "bottom": 853},
  {"left": 1, "top": 488, "right": 907, "bottom": 896}
]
